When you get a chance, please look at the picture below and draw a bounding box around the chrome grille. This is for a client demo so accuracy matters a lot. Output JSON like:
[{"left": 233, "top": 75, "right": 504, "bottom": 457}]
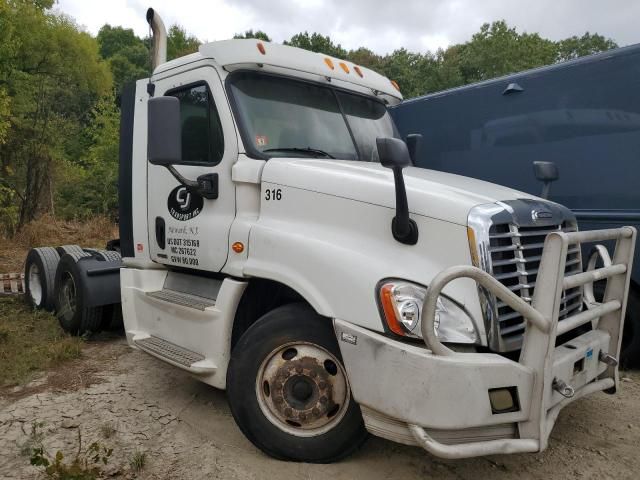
[{"left": 488, "top": 222, "right": 583, "bottom": 349}]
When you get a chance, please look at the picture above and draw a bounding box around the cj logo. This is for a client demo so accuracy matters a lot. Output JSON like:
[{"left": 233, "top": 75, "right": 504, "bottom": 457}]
[
  {"left": 176, "top": 187, "right": 191, "bottom": 211},
  {"left": 167, "top": 186, "right": 203, "bottom": 221}
]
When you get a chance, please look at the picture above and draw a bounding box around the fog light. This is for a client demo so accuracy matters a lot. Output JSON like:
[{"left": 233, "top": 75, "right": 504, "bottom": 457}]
[{"left": 488, "top": 387, "right": 520, "bottom": 414}]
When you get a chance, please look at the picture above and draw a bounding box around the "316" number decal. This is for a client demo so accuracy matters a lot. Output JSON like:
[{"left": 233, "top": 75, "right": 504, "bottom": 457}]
[{"left": 265, "top": 188, "right": 282, "bottom": 201}]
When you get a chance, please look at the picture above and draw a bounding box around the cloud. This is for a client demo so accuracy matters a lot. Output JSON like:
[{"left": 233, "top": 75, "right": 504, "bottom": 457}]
[{"left": 56, "top": 0, "right": 640, "bottom": 54}]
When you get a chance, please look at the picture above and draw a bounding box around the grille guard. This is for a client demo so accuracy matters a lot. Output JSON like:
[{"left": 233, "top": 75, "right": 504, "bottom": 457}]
[{"left": 411, "top": 226, "right": 636, "bottom": 458}]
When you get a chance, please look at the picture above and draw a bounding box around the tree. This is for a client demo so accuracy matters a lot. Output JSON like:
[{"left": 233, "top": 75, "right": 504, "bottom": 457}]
[
  {"left": 346, "top": 47, "right": 382, "bottom": 71},
  {"left": 376, "top": 49, "right": 438, "bottom": 98},
  {"left": 449, "top": 21, "right": 557, "bottom": 84},
  {"left": 57, "top": 95, "right": 120, "bottom": 219},
  {"left": 97, "top": 25, "right": 149, "bottom": 95},
  {"left": 167, "top": 25, "right": 200, "bottom": 60},
  {"left": 234, "top": 30, "right": 271, "bottom": 42},
  {"left": 285, "top": 32, "right": 347, "bottom": 58},
  {"left": 556, "top": 32, "right": 617, "bottom": 62},
  {"left": 0, "top": 1, "right": 112, "bottom": 232}
]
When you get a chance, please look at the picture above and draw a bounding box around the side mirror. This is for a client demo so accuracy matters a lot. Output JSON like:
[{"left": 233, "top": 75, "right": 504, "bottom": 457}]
[
  {"left": 377, "top": 137, "right": 412, "bottom": 169},
  {"left": 533, "top": 161, "right": 559, "bottom": 200},
  {"left": 405, "top": 134, "right": 422, "bottom": 166},
  {"left": 148, "top": 96, "right": 181, "bottom": 166},
  {"left": 146, "top": 96, "right": 219, "bottom": 200},
  {"left": 376, "top": 137, "right": 418, "bottom": 245}
]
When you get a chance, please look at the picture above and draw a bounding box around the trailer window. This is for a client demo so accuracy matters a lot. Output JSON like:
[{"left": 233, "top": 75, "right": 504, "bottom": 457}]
[{"left": 168, "top": 84, "right": 224, "bottom": 165}]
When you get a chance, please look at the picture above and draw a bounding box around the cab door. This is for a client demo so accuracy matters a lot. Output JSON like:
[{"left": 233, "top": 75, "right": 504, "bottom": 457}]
[{"left": 147, "top": 66, "right": 237, "bottom": 271}]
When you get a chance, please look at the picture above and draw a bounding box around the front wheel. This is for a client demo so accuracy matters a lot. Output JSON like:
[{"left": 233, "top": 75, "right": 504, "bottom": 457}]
[{"left": 226, "top": 303, "right": 367, "bottom": 463}]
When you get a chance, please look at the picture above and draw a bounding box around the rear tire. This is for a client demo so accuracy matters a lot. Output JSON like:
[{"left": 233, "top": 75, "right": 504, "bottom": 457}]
[
  {"left": 24, "top": 247, "right": 60, "bottom": 311},
  {"left": 54, "top": 253, "right": 103, "bottom": 335},
  {"left": 227, "top": 303, "right": 367, "bottom": 463},
  {"left": 95, "top": 250, "right": 121, "bottom": 262},
  {"left": 56, "top": 245, "right": 88, "bottom": 258}
]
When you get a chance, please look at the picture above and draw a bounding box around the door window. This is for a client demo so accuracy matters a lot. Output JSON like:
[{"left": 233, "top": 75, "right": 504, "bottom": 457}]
[{"left": 168, "top": 83, "right": 225, "bottom": 165}]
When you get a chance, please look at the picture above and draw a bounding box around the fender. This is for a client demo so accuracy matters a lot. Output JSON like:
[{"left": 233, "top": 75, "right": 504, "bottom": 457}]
[{"left": 74, "top": 257, "right": 122, "bottom": 308}]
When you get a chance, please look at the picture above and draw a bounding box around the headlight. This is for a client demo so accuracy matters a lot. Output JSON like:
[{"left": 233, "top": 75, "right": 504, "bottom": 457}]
[{"left": 378, "top": 280, "right": 478, "bottom": 344}]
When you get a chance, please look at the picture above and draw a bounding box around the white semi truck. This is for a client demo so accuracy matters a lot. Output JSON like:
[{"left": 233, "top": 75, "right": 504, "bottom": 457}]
[{"left": 24, "top": 8, "right": 636, "bottom": 463}]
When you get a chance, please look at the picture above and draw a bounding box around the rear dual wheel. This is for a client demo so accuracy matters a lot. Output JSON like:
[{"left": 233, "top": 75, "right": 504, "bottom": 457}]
[
  {"left": 24, "top": 247, "right": 60, "bottom": 311},
  {"left": 227, "top": 303, "right": 367, "bottom": 463},
  {"left": 54, "top": 253, "right": 103, "bottom": 335}
]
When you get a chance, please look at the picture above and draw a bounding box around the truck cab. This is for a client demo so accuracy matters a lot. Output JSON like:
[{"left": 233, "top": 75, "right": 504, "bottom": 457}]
[{"left": 106, "top": 9, "right": 638, "bottom": 463}]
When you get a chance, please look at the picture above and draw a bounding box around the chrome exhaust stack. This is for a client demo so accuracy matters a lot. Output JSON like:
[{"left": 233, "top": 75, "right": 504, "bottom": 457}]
[{"left": 146, "top": 7, "right": 167, "bottom": 69}]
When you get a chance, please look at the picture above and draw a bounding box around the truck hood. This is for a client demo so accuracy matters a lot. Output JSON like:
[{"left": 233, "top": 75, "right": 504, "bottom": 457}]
[{"left": 261, "top": 158, "right": 538, "bottom": 225}]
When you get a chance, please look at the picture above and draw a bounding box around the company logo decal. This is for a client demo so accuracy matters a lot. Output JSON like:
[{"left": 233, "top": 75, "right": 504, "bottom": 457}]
[
  {"left": 531, "top": 209, "right": 553, "bottom": 221},
  {"left": 168, "top": 186, "right": 203, "bottom": 221}
]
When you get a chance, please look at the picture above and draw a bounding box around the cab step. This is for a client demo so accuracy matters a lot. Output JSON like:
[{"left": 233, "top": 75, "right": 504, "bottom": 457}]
[
  {"left": 133, "top": 334, "right": 216, "bottom": 374},
  {"left": 146, "top": 289, "right": 216, "bottom": 310}
]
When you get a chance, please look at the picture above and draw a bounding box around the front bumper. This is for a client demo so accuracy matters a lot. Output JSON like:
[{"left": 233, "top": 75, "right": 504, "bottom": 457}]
[
  {"left": 336, "top": 320, "right": 611, "bottom": 458},
  {"left": 335, "top": 226, "right": 636, "bottom": 459}
]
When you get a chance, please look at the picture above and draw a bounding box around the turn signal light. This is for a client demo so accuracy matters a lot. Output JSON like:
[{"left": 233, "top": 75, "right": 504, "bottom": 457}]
[
  {"left": 467, "top": 227, "right": 479, "bottom": 267},
  {"left": 232, "top": 242, "right": 245, "bottom": 253},
  {"left": 379, "top": 284, "right": 405, "bottom": 336}
]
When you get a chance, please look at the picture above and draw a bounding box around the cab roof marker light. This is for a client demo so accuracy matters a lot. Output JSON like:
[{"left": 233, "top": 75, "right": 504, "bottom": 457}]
[
  {"left": 324, "top": 58, "right": 335, "bottom": 70},
  {"left": 257, "top": 42, "right": 266, "bottom": 55},
  {"left": 354, "top": 65, "right": 364, "bottom": 77},
  {"left": 339, "top": 62, "right": 350, "bottom": 74},
  {"left": 391, "top": 80, "right": 401, "bottom": 92}
]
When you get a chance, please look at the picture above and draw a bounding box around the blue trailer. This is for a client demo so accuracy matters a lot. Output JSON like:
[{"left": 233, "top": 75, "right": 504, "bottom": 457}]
[{"left": 391, "top": 44, "right": 640, "bottom": 365}]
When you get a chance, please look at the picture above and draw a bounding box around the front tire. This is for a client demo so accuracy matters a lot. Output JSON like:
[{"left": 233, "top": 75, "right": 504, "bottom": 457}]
[{"left": 226, "top": 303, "right": 367, "bottom": 463}]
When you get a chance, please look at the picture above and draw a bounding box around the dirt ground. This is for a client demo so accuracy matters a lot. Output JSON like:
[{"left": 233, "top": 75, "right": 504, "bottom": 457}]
[{"left": 1, "top": 337, "right": 639, "bottom": 479}]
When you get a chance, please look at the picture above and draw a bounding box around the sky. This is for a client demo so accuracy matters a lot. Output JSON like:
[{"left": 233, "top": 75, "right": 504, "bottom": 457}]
[{"left": 54, "top": 0, "right": 640, "bottom": 55}]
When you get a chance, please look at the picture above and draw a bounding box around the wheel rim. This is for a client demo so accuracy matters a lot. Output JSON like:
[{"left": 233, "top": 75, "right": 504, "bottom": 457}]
[
  {"left": 256, "top": 342, "right": 350, "bottom": 437},
  {"left": 58, "top": 272, "right": 77, "bottom": 323},
  {"left": 28, "top": 263, "right": 43, "bottom": 305}
]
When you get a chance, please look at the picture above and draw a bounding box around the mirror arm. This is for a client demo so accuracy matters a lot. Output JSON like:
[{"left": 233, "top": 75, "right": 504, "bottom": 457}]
[
  {"left": 167, "top": 165, "right": 199, "bottom": 190},
  {"left": 391, "top": 167, "right": 419, "bottom": 245},
  {"left": 165, "top": 165, "right": 219, "bottom": 200},
  {"left": 540, "top": 181, "right": 551, "bottom": 200}
]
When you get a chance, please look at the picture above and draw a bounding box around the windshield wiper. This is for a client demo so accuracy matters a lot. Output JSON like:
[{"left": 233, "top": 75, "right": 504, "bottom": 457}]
[{"left": 263, "top": 147, "right": 335, "bottom": 159}]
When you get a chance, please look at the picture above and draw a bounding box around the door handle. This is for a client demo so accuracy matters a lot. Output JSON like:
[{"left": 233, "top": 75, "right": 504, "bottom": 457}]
[{"left": 155, "top": 216, "right": 166, "bottom": 249}]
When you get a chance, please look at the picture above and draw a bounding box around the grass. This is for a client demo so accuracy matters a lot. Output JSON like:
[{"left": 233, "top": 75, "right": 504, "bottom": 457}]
[
  {"left": 100, "top": 422, "right": 117, "bottom": 439},
  {"left": 0, "top": 296, "right": 83, "bottom": 387},
  {"left": 129, "top": 450, "right": 147, "bottom": 472},
  {"left": 0, "top": 214, "right": 118, "bottom": 273}
]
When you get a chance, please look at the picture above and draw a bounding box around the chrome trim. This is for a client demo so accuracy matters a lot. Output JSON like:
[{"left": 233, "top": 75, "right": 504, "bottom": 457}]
[{"left": 468, "top": 201, "right": 583, "bottom": 352}]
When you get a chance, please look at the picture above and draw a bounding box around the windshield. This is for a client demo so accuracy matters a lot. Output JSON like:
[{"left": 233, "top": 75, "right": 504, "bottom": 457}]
[{"left": 228, "top": 71, "right": 398, "bottom": 161}]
